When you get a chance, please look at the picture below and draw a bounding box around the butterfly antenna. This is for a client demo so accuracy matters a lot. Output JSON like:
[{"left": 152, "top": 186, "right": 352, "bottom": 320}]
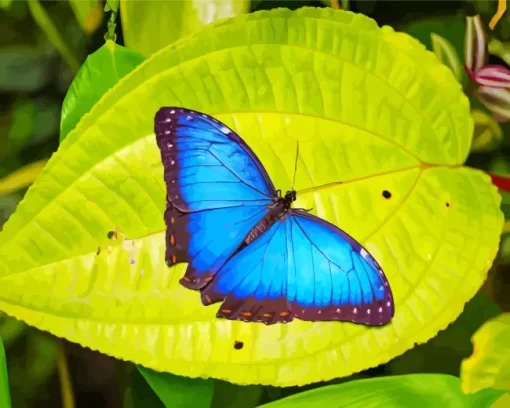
[{"left": 291, "top": 141, "right": 299, "bottom": 191}]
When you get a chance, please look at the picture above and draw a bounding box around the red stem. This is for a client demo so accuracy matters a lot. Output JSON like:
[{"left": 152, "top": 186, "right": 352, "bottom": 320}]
[{"left": 489, "top": 173, "right": 510, "bottom": 192}]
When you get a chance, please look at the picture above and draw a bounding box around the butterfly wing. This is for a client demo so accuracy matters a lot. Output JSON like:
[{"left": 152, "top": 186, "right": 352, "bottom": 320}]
[
  {"left": 286, "top": 210, "right": 394, "bottom": 326},
  {"left": 201, "top": 219, "right": 293, "bottom": 324},
  {"left": 201, "top": 210, "right": 394, "bottom": 326},
  {"left": 154, "top": 107, "right": 276, "bottom": 289}
]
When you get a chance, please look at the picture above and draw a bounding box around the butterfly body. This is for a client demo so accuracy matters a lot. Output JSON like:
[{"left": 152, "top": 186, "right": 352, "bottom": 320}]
[
  {"left": 155, "top": 107, "right": 395, "bottom": 326},
  {"left": 244, "top": 190, "right": 296, "bottom": 245}
]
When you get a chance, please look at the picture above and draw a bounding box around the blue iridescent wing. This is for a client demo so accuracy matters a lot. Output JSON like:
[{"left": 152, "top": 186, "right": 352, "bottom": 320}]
[
  {"left": 154, "top": 107, "right": 276, "bottom": 289},
  {"left": 202, "top": 210, "right": 394, "bottom": 326}
]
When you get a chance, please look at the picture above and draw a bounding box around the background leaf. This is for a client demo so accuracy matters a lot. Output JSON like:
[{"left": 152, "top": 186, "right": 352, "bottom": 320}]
[
  {"left": 461, "top": 313, "right": 510, "bottom": 393},
  {"left": 257, "top": 374, "right": 505, "bottom": 408},
  {"left": 431, "top": 33, "right": 462, "bottom": 81},
  {"left": 0, "top": 160, "right": 47, "bottom": 196},
  {"left": 211, "top": 380, "right": 263, "bottom": 408},
  {"left": 387, "top": 293, "right": 501, "bottom": 376},
  {"left": 0, "top": 8, "right": 502, "bottom": 387},
  {"left": 69, "top": 0, "right": 103, "bottom": 34},
  {"left": 0, "top": 0, "right": 12, "bottom": 10},
  {"left": 470, "top": 0, "right": 510, "bottom": 41},
  {"left": 27, "top": 0, "right": 81, "bottom": 72},
  {"left": 124, "top": 367, "right": 164, "bottom": 408},
  {"left": 470, "top": 109, "right": 503, "bottom": 152},
  {"left": 0, "top": 336, "right": 12, "bottom": 408},
  {"left": 59, "top": 40, "right": 145, "bottom": 142},
  {"left": 119, "top": 0, "right": 251, "bottom": 57},
  {"left": 138, "top": 367, "right": 214, "bottom": 408},
  {"left": 489, "top": 39, "right": 510, "bottom": 66}
]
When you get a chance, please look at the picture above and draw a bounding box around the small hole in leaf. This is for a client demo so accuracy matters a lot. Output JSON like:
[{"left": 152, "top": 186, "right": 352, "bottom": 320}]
[
  {"left": 446, "top": 202, "right": 450, "bottom": 207},
  {"left": 234, "top": 341, "right": 244, "bottom": 350},
  {"left": 107, "top": 231, "right": 115, "bottom": 239},
  {"left": 382, "top": 190, "right": 392, "bottom": 199}
]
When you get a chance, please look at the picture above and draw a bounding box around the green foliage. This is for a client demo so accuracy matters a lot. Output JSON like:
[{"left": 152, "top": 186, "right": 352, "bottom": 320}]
[
  {"left": 0, "top": 336, "right": 12, "bottom": 408},
  {"left": 388, "top": 293, "right": 501, "bottom": 376},
  {"left": 27, "top": 0, "right": 81, "bottom": 72},
  {"left": 461, "top": 313, "right": 510, "bottom": 393},
  {"left": 60, "top": 40, "right": 145, "bottom": 142},
  {"left": 257, "top": 374, "right": 505, "bottom": 408},
  {"left": 119, "top": 0, "right": 251, "bottom": 57},
  {"left": 137, "top": 367, "right": 214, "bottom": 407}
]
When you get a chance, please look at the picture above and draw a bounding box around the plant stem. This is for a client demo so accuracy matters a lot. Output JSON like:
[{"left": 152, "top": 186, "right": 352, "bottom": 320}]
[{"left": 57, "top": 340, "right": 75, "bottom": 408}]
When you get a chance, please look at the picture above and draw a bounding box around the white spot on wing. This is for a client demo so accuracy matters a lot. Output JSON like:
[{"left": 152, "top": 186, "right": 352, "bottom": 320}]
[
  {"left": 220, "top": 126, "right": 231, "bottom": 134},
  {"left": 360, "top": 248, "right": 368, "bottom": 259}
]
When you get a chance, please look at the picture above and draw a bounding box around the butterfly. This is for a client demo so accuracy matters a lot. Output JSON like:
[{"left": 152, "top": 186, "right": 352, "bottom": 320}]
[{"left": 154, "top": 107, "right": 394, "bottom": 326}]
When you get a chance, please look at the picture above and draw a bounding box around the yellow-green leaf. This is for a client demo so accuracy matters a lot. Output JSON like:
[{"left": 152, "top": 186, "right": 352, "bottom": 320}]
[
  {"left": 492, "top": 393, "right": 510, "bottom": 408},
  {"left": 461, "top": 313, "right": 510, "bottom": 394},
  {"left": 0, "top": 8, "right": 503, "bottom": 387},
  {"left": 119, "top": 0, "right": 250, "bottom": 57},
  {"left": 470, "top": 109, "right": 503, "bottom": 152},
  {"left": 0, "top": 160, "right": 47, "bottom": 196},
  {"left": 69, "top": 0, "right": 103, "bottom": 34}
]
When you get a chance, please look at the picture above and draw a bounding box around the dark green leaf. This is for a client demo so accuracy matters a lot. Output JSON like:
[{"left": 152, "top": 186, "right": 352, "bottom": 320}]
[
  {"left": 212, "top": 380, "right": 263, "bottom": 408},
  {"left": 137, "top": 366, "right": 214, "bottom": 408},
  {"left": 388, "top": 293, "right": 500, "bottom": 376},
  {"left": 7, "top": 331, "right": 58, "bottom": 408},
  {"left": 27, "top": 0, "right": 81, "bottom": 72},
  {"left": 257, "top": 374, "right": 505, "bottom": 408},
  {"left": 124, "top": 367, "right": 164, "bottom": 408},
  {"left": 60, "top": 40, "right": 145, "bottom": 142},
  {"left": 0, "top": 312, "right": 27, "bottom": 348}
]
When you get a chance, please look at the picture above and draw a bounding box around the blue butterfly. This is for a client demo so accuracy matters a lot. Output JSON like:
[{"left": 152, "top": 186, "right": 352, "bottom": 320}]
[{"left": 154, "top": 107, "right": 394, "bottom": 326}]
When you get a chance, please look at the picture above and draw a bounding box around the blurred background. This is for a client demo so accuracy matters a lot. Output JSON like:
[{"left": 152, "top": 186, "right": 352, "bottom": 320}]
[{"left": 0, "top": 1, "right": 509, "bottom": 407}]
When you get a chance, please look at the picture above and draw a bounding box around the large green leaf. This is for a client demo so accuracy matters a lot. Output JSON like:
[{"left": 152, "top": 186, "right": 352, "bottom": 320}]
[
  {"left": 60, "top": 40, "right": 145, "bottom": 142},
  {"left": 119, "top": 0, "right": 250, "bottom": 57},
  {"left": 257, "top": 374, "right": 505, "bottom": 408},
  {"left": 461, "top": 313, "right": 510, "bottom": 394},
  {"left": 0, "top": 8, "right": 503, "bottom": 386}
]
